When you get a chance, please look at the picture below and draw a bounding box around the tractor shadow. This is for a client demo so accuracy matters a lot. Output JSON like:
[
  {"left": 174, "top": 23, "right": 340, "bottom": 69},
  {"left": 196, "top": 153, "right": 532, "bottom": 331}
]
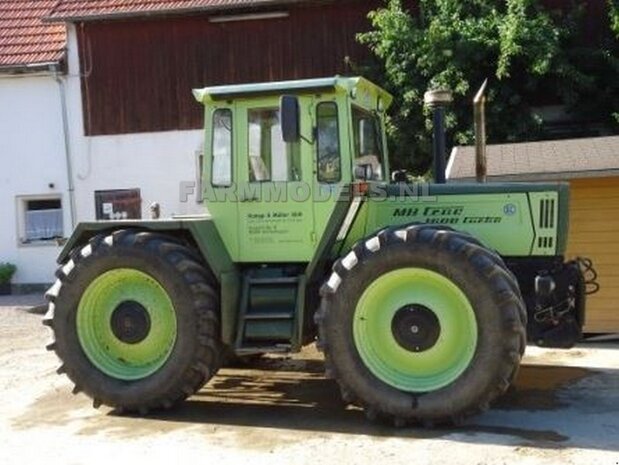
[
  {"left": 137, "top": 353, "right": 618, "bottom": 451},
  {"left": 11, "top": 345, "right": 619, "bottom": 452}
]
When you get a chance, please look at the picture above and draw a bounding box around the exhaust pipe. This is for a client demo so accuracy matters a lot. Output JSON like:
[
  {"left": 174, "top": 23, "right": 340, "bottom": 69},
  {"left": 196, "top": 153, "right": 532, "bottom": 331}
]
[
  {"left": 424, "top": 89, "right": 453, "bottom": 184},
  {"left": 474, "top": 80, "right": 488, "bottom": 183}
]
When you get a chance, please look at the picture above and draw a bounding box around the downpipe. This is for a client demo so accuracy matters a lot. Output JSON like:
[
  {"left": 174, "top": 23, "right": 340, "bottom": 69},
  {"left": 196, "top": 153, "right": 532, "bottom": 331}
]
[{"left": 51, "top": 64, "right": 77, "bottom": 230}]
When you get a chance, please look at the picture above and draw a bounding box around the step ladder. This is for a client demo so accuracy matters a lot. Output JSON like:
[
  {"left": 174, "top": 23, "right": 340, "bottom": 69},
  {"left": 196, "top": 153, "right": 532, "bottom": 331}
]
[{"left": 234, "top": 270, "right": 305, "bottom": 355}]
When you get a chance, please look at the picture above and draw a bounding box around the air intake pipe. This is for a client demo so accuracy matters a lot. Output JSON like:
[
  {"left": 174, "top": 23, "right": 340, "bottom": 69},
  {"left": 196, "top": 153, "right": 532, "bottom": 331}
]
[
  {"left": 474, "top": 80, "right": 488, "bottom": 183},
  {"left": 424, "top": 89, "right": 453, "bottom": 184}
]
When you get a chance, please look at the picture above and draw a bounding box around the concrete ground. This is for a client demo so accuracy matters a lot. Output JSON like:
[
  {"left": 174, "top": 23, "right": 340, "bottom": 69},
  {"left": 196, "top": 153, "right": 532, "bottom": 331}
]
[
  {"left": 1, "top": 296, "right": 618, "bottom": 465},
  {"left": 0, "top": 293, "right": 45, "bottom": 309}
]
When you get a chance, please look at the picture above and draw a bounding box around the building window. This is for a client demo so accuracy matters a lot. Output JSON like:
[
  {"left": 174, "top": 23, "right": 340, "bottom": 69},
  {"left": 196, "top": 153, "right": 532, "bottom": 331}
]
[
  {"left": 316, "top": 102, "right": 341, "bottom": 183},
  {"left": 212, "top": 109, "right": 233, "bottom": 187},
  {"left": 18, "top": 197, "right": 64, "bottom": 244},
  {"left": 248, "top": 108, "right": 301, "bottom": 182},
  {"left": 95, "top": 189, "right": 142, "bottom": 220}
]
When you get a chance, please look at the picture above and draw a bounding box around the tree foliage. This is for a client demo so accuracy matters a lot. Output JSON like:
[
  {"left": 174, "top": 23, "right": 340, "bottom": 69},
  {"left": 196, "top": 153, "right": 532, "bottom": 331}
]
[
  {"left": 611, "top": 0, "right": 619, "bottom": 37},
  {"left": 552, "top": 2, "right": 619, "bottom": 128},
  {"left": 610, "top": 0, "right": 619, "bottom": 123},
  {"left": 359, "top": 0, "right": 619, "bottom": 173}
]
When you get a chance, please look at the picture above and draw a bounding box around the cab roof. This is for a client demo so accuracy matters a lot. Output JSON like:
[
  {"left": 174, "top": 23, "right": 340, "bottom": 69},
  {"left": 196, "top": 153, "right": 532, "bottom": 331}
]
[{"left": 193, "top": 76, "right": 393, "bottom": 109}]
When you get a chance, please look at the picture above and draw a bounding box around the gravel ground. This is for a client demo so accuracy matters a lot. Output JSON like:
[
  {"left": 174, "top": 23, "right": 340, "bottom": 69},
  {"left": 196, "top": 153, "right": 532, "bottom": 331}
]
[{"left": 1, "top": 298, "right": 618, "bottom": 465}]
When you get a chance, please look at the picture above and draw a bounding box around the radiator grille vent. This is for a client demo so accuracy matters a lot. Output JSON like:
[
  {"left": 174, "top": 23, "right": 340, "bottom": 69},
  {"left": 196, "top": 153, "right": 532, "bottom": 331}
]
[
  {"left": 539, "top": 198, "right": 556, "bottom": 229},
  {"left": 538, "top": 236, "right": 554, "bottom": 249}
]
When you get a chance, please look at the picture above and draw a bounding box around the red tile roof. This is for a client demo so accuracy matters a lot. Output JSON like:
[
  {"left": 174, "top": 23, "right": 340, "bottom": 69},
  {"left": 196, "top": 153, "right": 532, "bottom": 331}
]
[
  {"left": 0, "top": 0, "right": 66, "bottom": 68},
  {"left": 47, "top": 0, "right": 307, "bottom": 22}
]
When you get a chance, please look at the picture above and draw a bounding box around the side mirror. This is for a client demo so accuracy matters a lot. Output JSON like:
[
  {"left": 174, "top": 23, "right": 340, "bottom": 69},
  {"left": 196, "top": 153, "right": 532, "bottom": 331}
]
[
  {"left": 354, "top": 164, "right": 374, "bottom": 181},
  {"left": 280, "top": 95, "right": 300, "bottom": 143}
]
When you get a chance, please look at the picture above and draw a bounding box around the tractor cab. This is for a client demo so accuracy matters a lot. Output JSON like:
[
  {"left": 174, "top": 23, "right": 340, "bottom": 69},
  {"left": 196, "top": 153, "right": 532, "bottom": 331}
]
[{"left": 192, "top": 77, "right": 392, "bottom": 263}]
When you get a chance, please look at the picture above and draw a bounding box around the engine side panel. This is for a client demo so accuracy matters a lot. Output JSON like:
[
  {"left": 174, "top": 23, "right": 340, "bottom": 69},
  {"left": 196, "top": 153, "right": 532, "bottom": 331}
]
[{"left": 342, "top": 182, "right": 569, "bottom": 257}]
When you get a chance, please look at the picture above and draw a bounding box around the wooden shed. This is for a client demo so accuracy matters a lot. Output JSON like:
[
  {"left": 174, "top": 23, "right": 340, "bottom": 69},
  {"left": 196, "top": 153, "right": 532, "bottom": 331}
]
[
  {"left": 45, "top": 0, "right": 387, "bottom": 136},
  {"left": 448, "top": 136, "right": 619, "bottom": 333}
]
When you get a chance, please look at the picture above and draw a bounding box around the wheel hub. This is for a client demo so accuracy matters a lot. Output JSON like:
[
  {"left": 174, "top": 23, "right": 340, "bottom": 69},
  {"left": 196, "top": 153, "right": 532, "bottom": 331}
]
[
  {"left": 77, "top": 268, "right": 177, "bottom": 380},
  {"left": 111, "top": 300, "right": 151, "bottom": 344},
  {"left": 391, "top": 304, "right": 441, "bottom": 352},
  {"left": 353, "top": 267, "right": 478, "bottom": 392}
]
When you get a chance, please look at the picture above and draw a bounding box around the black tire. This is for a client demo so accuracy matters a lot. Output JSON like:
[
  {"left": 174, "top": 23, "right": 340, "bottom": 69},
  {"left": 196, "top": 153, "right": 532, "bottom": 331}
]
[
  {"left": 316, "top": 225, "right": 526, "bottom": 426},
  {"left": 43, "top": 229, "right": 221, "bottom": 413}
]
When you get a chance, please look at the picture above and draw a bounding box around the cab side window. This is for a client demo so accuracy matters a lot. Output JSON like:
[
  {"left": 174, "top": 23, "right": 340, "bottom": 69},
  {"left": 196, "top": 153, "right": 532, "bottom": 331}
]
[
  {"left": 352, "top": 106, "right": 384, "bottom": 181},
  {"left": 248, "top": 108, "right": 301, "bottom": 182},
  {"left": 211, "top": 109, "right": 233, "bottom": 187},
  {"left": 316, "top": 102, "right": 341, "bottom": 183}
]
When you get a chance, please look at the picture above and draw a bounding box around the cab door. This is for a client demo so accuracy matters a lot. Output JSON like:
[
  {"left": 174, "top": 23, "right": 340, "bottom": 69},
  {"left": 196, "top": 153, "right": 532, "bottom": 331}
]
[
  {"left": 203, "top": 104, "right": 240, "bottom": 260},
  {"left": 235, "top": 97, "right": 316, "bottom": 262},
  {"left": 312, "top": 96, "right": 351, "bottom": 245}
]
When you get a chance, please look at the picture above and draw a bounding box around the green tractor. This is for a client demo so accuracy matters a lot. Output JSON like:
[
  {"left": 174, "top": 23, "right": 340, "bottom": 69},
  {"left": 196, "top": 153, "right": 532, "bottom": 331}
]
[{"left": 44, "top": 77, "right": 589, "bottom": 425}]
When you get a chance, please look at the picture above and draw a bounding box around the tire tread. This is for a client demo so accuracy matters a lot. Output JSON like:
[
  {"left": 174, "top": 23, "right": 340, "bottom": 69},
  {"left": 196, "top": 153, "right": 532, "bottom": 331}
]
[
  {"left": 316, "top": 224, "right": 526, "bottom": 426},
  {"left": 43, "top": 229, "right": 221, "bottom": 414}
]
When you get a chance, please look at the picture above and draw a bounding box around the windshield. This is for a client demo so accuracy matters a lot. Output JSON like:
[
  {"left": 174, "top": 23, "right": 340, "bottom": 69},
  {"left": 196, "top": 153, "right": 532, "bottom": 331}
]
[{"left": 352, "top": 106, "right": 384, "bottom": 181}]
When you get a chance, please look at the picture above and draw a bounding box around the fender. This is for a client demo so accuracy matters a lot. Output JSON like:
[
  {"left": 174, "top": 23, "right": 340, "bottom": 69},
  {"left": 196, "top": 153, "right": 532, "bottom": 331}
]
[{"left": 56, "top": 215, "right": 241, "bottom": 344}]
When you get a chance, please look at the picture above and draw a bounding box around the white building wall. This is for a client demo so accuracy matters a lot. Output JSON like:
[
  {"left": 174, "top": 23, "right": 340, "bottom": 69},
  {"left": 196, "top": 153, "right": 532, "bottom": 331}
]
[
  {"left": 69, "top": 130, "right": 204, "bottom": 220},
  {"left": 0, "top": 74, "right": 71, "bottom": 284},
  {"left": 64, "top": 24, "right": 205, "bottom": 222},
  {"left": 0, "top": 25, "right": 205, "bottom": 286}
]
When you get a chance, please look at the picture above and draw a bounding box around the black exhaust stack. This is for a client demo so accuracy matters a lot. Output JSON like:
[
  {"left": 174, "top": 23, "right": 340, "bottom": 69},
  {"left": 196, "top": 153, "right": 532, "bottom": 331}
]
[{"left": 424, "top": 89, "right": 453, "bottom": 184}]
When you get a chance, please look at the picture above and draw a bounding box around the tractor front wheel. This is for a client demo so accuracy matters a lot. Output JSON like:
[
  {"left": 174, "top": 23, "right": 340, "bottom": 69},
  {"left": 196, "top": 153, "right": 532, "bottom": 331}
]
[
  {"left": 43, "top": 230, "right": 221, "bottom": 413},
  {"left": 317, "top": 225, "right": 526, "bottom": 426}
]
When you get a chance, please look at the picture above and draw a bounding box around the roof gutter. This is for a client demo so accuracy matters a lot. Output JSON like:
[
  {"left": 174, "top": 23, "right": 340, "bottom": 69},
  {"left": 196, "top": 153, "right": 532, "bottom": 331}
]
[
  {"left": 0, "top": 61, "right": 62, "bottom": 76},
  {"left": 451, "top": 168, "right": 619, "bottom": 183},
  {"left": 43, "top": 0, "right": 309, "bottom": 23}
]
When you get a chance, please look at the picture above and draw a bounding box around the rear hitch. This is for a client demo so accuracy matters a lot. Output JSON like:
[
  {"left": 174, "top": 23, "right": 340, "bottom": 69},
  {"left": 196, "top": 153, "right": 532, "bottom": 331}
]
[{"left": 531, "top": 258, "right": 599, "bottom": 348}]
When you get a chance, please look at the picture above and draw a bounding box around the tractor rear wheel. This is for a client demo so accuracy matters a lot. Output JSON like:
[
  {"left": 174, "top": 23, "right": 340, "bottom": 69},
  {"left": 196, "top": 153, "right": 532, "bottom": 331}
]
[
  {"left": 317, "top": 225, "right": 526, "bottom": 426},
  {"left": 43, "top": 229, "right": 221, "bottom": 413}
]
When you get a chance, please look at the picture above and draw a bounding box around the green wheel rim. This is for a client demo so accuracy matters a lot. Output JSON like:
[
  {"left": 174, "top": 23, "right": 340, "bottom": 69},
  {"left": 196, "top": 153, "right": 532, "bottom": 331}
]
[
  {"left": 353, "top": 268, "right": 477, "bottom": 392},
  {"left": 77, "top": 269, "right": 177, "bottom": 381}
]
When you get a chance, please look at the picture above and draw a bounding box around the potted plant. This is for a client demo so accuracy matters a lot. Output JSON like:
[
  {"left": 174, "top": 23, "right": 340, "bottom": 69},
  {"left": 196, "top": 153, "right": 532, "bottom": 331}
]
[{"left": 0, "top": 263, "right": 17, "bottom": 295}]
